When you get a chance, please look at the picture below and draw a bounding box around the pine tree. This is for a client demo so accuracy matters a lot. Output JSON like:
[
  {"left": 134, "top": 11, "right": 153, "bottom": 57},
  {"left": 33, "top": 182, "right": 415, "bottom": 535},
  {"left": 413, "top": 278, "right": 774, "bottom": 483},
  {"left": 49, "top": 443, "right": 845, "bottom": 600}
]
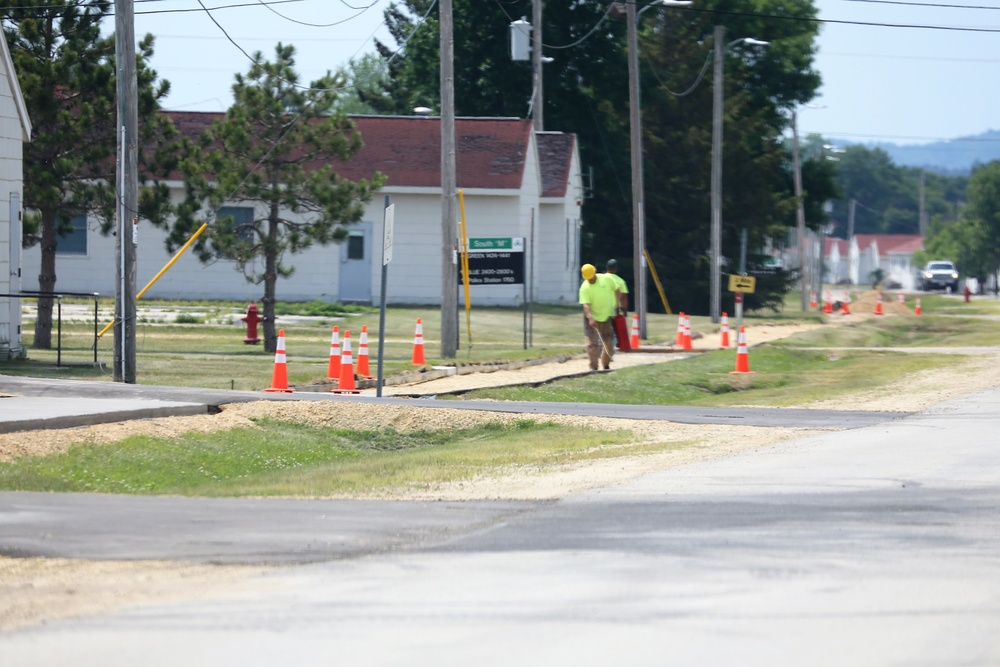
[
  {"left": 173, "top": 44, "right": 386, "bottom": 352},
  {"left": 2, "top": 0, "right": 172, "bottom": 349}
]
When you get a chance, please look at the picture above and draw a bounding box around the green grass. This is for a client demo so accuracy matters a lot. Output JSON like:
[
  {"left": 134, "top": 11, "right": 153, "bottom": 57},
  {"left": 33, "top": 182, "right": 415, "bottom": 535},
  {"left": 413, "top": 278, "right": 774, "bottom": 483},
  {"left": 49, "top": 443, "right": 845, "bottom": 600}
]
[
  {"left": 772, "top": 312, "right": 1000, "bottom": 349},
  {"left": 450, "top": 345, "right": 956, "bottom": 407},
  {"left": 0, "top": 419, "right": 643, "bottom": 496},
  {"left": 4, "top": 298, "right": 998, "bottom": 497}
]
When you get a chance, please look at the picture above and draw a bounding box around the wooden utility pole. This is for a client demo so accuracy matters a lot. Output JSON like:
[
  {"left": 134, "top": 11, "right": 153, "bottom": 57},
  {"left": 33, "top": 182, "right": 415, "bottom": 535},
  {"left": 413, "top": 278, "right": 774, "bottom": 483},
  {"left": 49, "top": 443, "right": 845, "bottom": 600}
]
[
  {"left": 626, "top": 0, "right": 647, "bottom": 337},
  {"left": 440, "top": 0, "right": 458, "bottom": 358},
  {"left": 114, "top": 0, "right": 138, "bottom": 383},
  {"left": 791, "top": 110, "right": 808, "bottom": 311},
  {"left": 848, "top": 198, "right": 857, "bottom": 239},
  {"left": 919, "top": 169, "right": 927, "bottom": 235},
  {"left": 532, "top": 0, "right": 543, "bottom": 131},
  {"left": 709, "top": 25, "right": 724, "bottom": 324}
]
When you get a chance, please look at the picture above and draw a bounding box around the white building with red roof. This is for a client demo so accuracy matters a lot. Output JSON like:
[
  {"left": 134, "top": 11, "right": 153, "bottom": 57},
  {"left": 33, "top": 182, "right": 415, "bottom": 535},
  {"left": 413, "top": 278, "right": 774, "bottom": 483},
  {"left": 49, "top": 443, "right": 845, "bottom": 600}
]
[
  {"left": 22, "top": 113, "right": 584, "bottom": 307},
  {"left": 849, "top": 233, "right": 923, "bottom": 289}
]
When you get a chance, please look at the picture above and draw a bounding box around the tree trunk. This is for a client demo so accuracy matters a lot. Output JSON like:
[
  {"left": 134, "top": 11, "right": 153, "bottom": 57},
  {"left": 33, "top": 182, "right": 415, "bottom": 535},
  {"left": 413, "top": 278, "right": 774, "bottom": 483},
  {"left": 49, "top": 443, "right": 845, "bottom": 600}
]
[
  {"left": 33, "top": 209, "right": 58, "bottom": 349},
  {"left": 262, "top": 201, "right": 280, "bottom": 353}
]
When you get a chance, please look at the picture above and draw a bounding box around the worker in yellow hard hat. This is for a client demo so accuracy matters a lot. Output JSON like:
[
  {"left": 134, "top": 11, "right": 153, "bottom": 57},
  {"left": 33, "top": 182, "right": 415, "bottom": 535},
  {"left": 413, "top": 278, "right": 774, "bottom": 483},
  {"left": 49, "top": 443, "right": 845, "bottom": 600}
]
[{"left": 578, "top": 263, "right": 617, "bottom": 371}]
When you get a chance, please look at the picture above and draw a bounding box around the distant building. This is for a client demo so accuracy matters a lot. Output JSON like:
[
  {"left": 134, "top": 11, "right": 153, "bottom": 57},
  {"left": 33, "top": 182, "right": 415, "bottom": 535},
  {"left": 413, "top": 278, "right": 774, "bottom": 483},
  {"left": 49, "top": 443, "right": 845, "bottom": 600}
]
[
  {"left": 849, "top": 234, "right": 923, "bottom": 289},
  {"left": 0, "top": 31, "right": 31, "bottom": 358},
  {"left": 22, "top": 114, "right": 584, "bottom": 307}
]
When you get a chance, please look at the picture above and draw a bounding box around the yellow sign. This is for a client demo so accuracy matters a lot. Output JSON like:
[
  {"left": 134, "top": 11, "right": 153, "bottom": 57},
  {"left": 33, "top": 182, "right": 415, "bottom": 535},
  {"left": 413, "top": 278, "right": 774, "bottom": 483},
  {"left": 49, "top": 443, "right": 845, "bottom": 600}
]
[{"left": 728, "top": 274, "right": 756, "bottom": 293}]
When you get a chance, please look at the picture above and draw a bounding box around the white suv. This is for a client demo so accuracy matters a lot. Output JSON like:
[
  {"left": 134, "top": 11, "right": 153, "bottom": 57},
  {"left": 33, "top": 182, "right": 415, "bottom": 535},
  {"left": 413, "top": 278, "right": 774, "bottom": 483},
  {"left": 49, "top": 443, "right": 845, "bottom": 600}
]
[{"left": 919, "top": 260, "right": 959, "bottom": 292}]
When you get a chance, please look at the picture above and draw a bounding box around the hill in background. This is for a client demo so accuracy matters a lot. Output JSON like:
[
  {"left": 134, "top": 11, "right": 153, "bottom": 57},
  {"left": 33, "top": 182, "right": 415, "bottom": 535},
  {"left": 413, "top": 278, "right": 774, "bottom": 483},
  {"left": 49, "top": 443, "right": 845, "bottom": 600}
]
[{"left": 836, "top": 130, "right": 1000, "bottom": 175}]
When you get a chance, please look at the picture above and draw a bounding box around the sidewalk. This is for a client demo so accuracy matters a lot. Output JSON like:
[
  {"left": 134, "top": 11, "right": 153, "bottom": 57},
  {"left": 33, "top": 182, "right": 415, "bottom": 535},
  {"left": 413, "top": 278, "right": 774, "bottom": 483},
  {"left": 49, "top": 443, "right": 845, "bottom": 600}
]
[{"left": 0, "top": 323, "right": 813, "bottom": 434}]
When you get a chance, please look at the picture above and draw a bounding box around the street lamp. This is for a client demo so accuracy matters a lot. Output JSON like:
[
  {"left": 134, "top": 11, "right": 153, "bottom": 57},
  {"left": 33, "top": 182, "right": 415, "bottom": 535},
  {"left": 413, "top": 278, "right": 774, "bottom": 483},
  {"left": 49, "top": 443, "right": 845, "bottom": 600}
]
[
  {"left": 626, "top": 0, "right": 691, "bottom": 340},
  {"left": 709, "top": 26, "right": 768, "bottom": 324}
]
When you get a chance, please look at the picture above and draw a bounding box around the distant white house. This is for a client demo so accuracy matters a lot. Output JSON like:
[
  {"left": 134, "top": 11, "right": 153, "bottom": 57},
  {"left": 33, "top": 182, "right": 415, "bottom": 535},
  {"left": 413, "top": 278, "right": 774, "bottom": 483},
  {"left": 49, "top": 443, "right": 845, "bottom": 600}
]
[
  {"left": 848, "top": 234, "right": 923, "bottom": 289},
  {"left": 816, "top": 233, "right": 923, "bottom": 289},
  {"left": 0, "top": 31, "right": 31, "bottom": 358},
  {"left": 22, "top": 114, "right": 584, "bottom": 307},
  {"left": 822, "top": 237, "right": 850, "bottom": 285}
]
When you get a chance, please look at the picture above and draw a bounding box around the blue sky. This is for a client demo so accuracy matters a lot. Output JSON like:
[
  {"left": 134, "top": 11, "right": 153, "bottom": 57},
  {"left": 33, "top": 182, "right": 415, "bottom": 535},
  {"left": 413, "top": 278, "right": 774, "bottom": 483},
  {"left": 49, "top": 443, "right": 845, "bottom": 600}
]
[{"left": 137, "top": 0, "right": 1000, "bottom": 145}]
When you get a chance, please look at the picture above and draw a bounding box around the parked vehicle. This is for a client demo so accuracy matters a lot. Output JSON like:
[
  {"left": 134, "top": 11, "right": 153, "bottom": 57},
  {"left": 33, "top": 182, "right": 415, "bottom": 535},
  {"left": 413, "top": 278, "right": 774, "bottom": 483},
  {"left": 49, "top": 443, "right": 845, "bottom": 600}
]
[{"left": 919, "top": 260, "right": 959, "bottom": 292}]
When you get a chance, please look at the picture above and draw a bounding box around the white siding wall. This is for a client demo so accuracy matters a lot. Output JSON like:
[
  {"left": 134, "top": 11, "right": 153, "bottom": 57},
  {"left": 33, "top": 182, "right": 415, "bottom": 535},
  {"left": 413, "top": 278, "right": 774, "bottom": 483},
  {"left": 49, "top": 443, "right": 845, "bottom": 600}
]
[
  {"left": 22, "top": 186, "right": 580, "bottom": 307},
  {"left": 21, "top": 131, "right": 583, "bottom": 308},
  {"left": 535, "top": 147, "right": 582, "bottom": 305},
  {"left": 0, "top": 63, "right": 21, "bottom": 354}
]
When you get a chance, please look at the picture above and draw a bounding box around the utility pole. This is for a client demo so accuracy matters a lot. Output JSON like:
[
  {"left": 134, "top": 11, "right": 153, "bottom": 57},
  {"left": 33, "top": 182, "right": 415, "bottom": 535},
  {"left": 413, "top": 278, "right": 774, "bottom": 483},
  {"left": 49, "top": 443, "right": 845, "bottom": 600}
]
[
  {"left": 440, "top": 0, "right": 458, "bottom": 358},
  {"left": 791, "top": 109, "right": 808, "bottom": 311},
  {"left": 531, "top": 0, "right": 543, "bottom": 132},
  {"left": 848, "top": 198, "right": 857, "bottom": 239},
  {"left": 709, "top": 25, "right": 724, "bottom": 324},
  {"left": 919, "top": 169, "right": 927, "bottom": 235},
  {"left": 626, "top": 0, "right": 647, "bottom": 338},
  {"left": 114, "top": 0, "right": 138, "bottom": 383}
]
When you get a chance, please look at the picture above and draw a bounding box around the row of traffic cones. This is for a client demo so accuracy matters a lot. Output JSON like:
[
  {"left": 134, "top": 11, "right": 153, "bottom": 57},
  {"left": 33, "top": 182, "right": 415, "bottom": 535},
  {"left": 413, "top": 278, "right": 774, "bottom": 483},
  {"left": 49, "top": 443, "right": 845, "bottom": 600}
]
[
  {"left": 266, "top": 319, "right": 429, "bottom": 393},
  {"left": 675, "top": 311, "right": 735, "bottom": 349}
]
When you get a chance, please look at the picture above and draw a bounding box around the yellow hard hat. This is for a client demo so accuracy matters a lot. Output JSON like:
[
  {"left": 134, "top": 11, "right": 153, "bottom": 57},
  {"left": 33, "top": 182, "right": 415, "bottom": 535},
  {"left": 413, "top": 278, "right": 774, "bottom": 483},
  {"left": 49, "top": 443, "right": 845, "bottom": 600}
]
[{"left": 581, "top": 264, "right": 596, "bottom": 280}]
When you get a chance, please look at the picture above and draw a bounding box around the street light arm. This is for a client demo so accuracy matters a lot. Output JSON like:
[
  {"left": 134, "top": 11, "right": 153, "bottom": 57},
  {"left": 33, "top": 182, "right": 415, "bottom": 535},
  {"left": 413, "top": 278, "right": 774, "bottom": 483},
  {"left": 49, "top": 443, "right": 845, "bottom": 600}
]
[
  {"left": 725, "top": 37, "right": 769, "bottom": 49},
  {"left": 638, "top": 0, "right": 692, "bottom": 19}
]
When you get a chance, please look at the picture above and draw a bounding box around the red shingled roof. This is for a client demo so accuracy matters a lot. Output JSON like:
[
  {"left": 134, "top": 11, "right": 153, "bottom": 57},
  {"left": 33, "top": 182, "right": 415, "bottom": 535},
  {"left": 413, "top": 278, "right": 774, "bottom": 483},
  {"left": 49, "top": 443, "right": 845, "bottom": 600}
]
[
  {"left": 854, "top": 233, "right": 924, "bottom": 254},
  {"left": 162, "top": 111, "right": 565, "bottom": 192},
  {"left": 536, "top": 132, "right": 576, "bottom": 197}
]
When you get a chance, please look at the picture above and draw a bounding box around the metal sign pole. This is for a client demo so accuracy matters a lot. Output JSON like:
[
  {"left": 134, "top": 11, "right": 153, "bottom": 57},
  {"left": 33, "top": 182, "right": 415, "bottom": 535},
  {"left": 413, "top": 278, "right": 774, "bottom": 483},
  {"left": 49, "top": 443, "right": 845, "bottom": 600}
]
[{"left": 376, "top": 196, "right": 393, "bottom": 398}]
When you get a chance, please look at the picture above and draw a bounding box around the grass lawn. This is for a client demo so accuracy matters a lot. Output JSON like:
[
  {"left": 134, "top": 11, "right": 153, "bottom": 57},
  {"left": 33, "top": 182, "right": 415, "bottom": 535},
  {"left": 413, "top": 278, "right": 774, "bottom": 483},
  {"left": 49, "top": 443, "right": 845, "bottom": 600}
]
[{"left": 2, "top": 295, "right": 996, "bottom": 497}]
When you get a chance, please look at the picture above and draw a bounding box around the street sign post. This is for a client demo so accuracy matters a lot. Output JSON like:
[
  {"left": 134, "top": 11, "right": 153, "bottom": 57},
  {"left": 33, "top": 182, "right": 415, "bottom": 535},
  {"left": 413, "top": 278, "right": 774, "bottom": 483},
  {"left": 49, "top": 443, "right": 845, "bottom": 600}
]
[
  {"left": 459, "top": 237, "right": 525, "bottom": 285},
  {"left": 727, "top": 274, "right": 756, "bottom": 293}
]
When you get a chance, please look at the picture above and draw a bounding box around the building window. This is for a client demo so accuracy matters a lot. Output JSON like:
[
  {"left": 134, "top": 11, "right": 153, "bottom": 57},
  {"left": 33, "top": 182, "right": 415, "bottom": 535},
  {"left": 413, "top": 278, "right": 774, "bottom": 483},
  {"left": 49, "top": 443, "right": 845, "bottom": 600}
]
[
  {"left": 347, "top": 233, "right": 364, "bottom": 260},
  {"left": 217, "top": 206, "right": 256, "bottom": 243},
  {"left": 55, "top": 215, "right": 87, "bottom": 256}
]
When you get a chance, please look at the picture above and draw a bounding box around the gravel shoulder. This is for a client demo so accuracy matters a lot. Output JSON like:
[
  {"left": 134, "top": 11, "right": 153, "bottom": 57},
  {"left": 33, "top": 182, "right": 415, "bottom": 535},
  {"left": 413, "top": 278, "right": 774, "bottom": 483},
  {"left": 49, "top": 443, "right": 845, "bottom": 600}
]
[{"left": 5, "top": 319, "right": 1000, "bottom": 632}]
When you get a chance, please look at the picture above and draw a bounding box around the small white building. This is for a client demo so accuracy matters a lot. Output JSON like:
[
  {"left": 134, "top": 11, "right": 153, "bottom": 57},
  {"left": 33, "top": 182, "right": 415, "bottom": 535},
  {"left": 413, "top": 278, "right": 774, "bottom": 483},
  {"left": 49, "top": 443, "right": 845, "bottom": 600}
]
[
  {"left": 850, "top": 234, "right": 923, "bottom": 289},
  {"left": 22, "top": 113, "right": 584, "bottom": 307},
  {"left": 822, "top": 237, "right": 849, "bottom": 285},
  {"left": 0, "top": 31, "right": 31, "bottom": 358}
]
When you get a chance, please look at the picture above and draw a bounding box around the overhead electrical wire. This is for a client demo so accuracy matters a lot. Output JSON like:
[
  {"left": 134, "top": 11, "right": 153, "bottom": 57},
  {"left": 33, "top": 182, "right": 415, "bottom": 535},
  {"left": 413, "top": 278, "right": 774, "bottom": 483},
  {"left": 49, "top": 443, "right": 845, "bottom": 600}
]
[{"left": 252, "top": 0, "right": 380, "bottom": 28}]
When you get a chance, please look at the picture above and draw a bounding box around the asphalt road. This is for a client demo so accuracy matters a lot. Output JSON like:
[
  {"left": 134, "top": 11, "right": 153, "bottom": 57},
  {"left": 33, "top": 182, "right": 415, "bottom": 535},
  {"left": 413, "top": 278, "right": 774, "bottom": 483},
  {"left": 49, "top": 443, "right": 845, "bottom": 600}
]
[{"left": 2, "top": 387, "right": 998, "bottom": 665}]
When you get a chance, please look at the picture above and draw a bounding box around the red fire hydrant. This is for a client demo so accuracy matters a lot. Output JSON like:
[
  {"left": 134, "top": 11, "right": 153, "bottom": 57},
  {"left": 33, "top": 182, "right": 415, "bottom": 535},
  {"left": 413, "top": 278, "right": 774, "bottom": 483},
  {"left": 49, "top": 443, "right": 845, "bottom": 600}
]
[
  {"left": 964, "top": 284, "right": 972, "bottom": 303},
  {"left": 241, "top": 302, "right": 262, "bottom": 344}
]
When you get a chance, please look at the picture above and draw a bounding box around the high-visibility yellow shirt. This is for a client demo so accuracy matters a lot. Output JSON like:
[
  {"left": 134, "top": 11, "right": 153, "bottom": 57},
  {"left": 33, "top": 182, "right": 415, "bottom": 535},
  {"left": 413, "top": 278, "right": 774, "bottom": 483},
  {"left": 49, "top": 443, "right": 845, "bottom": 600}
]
[{"left": 578, "top": 274, "right": 617, "bottom": 323}]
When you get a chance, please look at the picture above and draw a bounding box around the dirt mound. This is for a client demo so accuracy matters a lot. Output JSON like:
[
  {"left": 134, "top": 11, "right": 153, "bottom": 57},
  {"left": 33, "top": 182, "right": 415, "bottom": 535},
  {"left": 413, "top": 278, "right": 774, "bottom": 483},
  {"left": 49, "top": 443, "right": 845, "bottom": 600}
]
[{"left": 829, "top": 290, "right": 914, "bottom": 317}]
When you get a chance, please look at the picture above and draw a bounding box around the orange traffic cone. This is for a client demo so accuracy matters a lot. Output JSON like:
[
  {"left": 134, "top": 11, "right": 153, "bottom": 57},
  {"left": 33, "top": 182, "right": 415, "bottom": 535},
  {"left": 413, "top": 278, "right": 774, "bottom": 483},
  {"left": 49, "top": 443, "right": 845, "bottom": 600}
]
[
  {"left": 898, "top": 291, "right": 905, "bottom": 305},
  {"left": 326, "top": 326, "right": 341, "bottom": 381},
  {"left": 840, "top": 299, "right": 851, "bottom": 315},
  {"left": 264, "top": 329, "right": 295, "bottom": 393},
  {"left": 874, "top": 291, "right": 884, "bottom": 315},
  {"left": 823, "top": 300, "right": 833, "bottom": 314},
  {"left": 356, "top": 325, "right": 372, "bottom": 379},
  {"left": 810, "top": 291, "right": 817, "bottom": 309},
  {"left": 915, "top": 297, "right": 922, "bottom": 316},
  {"left": 682, "top": 314, "right": 693, "bottom": 351},
  {"left": 411, "top": 318, "right": 426, "bottom": 366},
  {"left": 674, "top": 312, "right": 685, "bottom": 347},
  {"left": 730, "top": 326, "right": 755, "bottom": 375},
  {"left": 630, "top": 313, "right": 640, "bottom": 349},
  {"left": 331, "top": 330, "right": 360, "bottom": 394},
  {"left": 720, "top": 312, "right": 731, "bottom": 347}
]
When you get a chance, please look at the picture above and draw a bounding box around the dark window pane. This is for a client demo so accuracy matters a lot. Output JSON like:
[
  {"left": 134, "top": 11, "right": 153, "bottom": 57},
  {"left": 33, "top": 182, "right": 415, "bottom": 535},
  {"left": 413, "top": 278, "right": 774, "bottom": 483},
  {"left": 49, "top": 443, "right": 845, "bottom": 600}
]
[
  {"left": 55, "top": 215, "right": 87, "bottom": 256},
  {"left": 347, "top": 234, "right": 364, "bottom": 260},
  {"left": 218, "top": 206, "right": 255, "bottom": 242}
]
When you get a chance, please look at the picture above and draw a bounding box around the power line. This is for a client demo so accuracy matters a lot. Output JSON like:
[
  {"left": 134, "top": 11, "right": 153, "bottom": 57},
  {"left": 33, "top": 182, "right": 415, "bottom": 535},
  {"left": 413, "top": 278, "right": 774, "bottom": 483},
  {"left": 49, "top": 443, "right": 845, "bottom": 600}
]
[
  {"left": 252, "top": 0, "right": 381, "bottom": 28},
  {"left": 844, "top": 0, "right": 1000, "bottom": 10}
]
